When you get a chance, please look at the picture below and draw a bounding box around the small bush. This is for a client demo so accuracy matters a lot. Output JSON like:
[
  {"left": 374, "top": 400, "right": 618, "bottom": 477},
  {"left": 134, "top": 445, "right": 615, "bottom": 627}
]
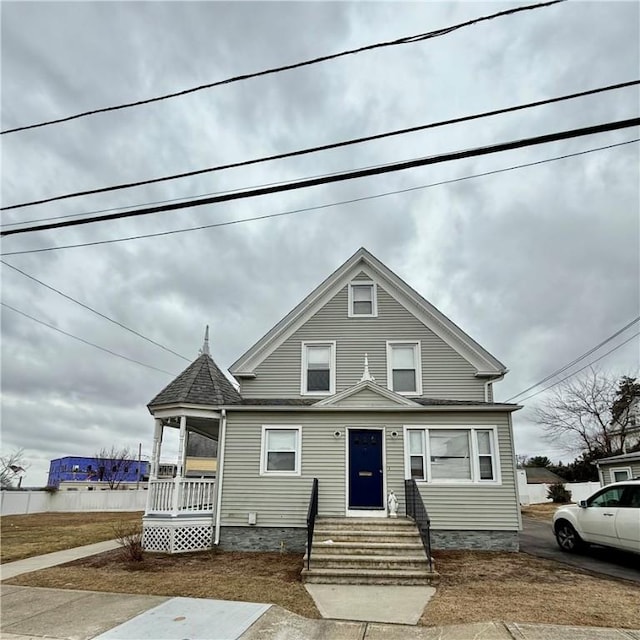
[
  {"left": 112, "top": 520, "right": 144, "bottom": 562},
  {"left": 43, "top": 485, "right": 58, "bottom": 493},
  {"left": 547, "top": 482, "right": 572, "bottom": 503}
]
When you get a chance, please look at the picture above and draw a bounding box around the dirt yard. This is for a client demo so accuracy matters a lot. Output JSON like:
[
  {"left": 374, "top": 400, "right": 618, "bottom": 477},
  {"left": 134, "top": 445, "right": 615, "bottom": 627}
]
[
  {"left": 520, "top": 502, "right": 565, "bottom": 522},
  {"left": 5, "top": 547, "right": 640, "bottom": 628},
  {"left": 1, "top": 512, "right": 143, "bottom": 563}
]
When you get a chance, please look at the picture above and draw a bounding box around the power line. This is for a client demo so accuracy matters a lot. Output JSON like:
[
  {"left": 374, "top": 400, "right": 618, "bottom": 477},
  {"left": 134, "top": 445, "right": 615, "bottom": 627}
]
[
  {"left": 3, "top": 117, "right": 638, "bottom": 238},
  {"left": 505, "top": 316, "right": 640, "bottom": 402},
  {"left": 0, "top": 260, "right": 190, "bottom": 362},
  {"left": 1, "top": 302, "right": 177, "bottom": 376},
  {"left": 5, "top": 77, "right": 636, "bottom": 212},
  {"left": 513, "top": 331, "right": 640, "bottom": 405},
  {"left": 1, "top": 0, "right": 565, "bottom": 136},
  {"left": 3, "top": 137, "right": 637, "bottom": 256}
]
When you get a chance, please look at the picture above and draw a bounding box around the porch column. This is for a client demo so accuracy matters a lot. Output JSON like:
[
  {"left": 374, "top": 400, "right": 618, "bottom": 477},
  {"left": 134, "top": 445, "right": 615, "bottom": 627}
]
[
  {"left": 172, "top": 415, "right": 187, "bottom": 515},
  {"left": 150, "top": 418, "right": 163, "bottom": 480}
]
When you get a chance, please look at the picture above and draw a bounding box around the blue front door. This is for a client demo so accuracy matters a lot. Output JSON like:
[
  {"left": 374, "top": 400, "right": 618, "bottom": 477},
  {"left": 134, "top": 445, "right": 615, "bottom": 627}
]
[{"left": 348, "top": 429, "right": 384, "bottom": 510}]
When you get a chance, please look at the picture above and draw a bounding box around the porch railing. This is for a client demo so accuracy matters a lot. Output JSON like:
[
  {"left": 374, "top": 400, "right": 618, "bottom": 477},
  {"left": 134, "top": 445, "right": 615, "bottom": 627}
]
[
  {"left": 306, "top": 478, "right": 319, "bottom": 570},
  {"left": 146, "top": 478, "right": 216, "bottom": 515},
  {"left": 404, "top": 479, "right": 433, "bottom": 572}
]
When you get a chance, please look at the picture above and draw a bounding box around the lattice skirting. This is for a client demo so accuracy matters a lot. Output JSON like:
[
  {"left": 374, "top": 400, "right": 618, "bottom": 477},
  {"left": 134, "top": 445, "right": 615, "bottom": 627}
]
[{"left": 143, "top": 518, "right": 213, "bottom": 553}]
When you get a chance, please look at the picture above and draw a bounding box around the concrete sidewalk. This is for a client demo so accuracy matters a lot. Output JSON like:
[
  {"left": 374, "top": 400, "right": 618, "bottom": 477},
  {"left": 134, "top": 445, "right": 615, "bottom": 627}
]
[
  {"left": 0, "top": 539, "right": 121, "bottom": 580},
  {"left": 1, "top": 585, "right": 639, "bottom": 640}
]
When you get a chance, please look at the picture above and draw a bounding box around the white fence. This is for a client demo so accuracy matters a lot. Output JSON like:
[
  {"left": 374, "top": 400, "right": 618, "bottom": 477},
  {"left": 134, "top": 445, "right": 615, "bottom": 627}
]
[
  {"left": 517, "top": 471, "right": 601, "bottom": 505},
  {"left": 1, "top": 489, "right": 147, "bottom": 516}
]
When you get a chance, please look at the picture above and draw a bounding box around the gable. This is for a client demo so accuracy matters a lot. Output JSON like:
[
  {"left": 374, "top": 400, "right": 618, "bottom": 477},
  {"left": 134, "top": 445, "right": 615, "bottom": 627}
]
[
  {"left": 314, "top": 381, "right": 420, "bottom": 408},
  {"left": 229, "top": 248, "right": 506, "bottom": 379}
]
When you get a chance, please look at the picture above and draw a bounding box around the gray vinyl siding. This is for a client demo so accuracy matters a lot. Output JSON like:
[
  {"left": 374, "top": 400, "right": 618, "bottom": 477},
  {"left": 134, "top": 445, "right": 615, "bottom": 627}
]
[
  {"left": 240, "top": 283, "right": 485, "bottom": 400},
  {"left": 220, "top": 410, "right": 520, "bottom": 531},
  {"left": 600, "top": 460, "right": 640, "bottom": 485}
]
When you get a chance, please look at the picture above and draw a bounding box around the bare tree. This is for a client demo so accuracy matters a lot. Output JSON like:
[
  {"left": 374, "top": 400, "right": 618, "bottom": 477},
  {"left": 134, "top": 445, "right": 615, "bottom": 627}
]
[
  {"left": 534, "top": 368, "right": 639, "bottom": 457},
  {"left": 92, "top": 446, "right": 137, "bottom": 489},
  {"left": 0, "top": 449, "right": 28, "bottom": 489}
]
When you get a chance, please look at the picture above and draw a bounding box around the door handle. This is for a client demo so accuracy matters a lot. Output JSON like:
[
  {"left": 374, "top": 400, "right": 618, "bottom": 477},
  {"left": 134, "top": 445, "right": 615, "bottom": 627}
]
[{"left": 603, "top": 513, "right": 615, "bottom": 517}]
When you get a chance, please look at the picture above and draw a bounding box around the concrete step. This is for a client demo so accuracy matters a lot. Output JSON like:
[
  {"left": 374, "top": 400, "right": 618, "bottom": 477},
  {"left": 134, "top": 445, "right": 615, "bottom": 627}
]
[
  {"left": 315, "top": 517, "right": 415, "bottom": 529},
  {"left": 304, "top": 553, "right": 431, "bottom": 571},
  {"left": 313, "top": 530, "right": 423, "bottom": 544},
  {"left": 308, "top": 541, "right": 426, "bottom": 556},
  {"left": 301, "top": 567, "right": 439, "bottom": 586}
]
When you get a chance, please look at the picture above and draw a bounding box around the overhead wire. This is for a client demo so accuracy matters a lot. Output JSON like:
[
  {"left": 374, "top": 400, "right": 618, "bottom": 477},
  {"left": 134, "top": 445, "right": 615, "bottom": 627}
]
[
  {"left": 5, "top": 77, "right": 636, "bottom": 212},
  {"left": 1, "top": 302, "right": 177, "bottom": 376},
  {"left": 513, "top": 331, "right": 640, "bottom": 404},
  {"left": 1, "top": 0, "right": 565, "bottom": 136},
  {"left": 2, "top": 137, "right": 637, "bottom": 256},
  {"left": 3, "top": 117, "right": 639, "bottom": 238},
  {"left": 0, "top": 260, "right": 191, "bottom": 361},
  {"left": 505, "top": 316, "right": 640, "bottom": 402}
]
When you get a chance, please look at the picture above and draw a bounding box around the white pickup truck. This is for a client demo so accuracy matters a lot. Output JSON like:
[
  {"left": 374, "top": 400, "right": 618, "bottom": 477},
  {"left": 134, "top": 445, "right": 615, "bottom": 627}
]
[{"left": 552, "top": 480, "right": 640, "bottom": 554}]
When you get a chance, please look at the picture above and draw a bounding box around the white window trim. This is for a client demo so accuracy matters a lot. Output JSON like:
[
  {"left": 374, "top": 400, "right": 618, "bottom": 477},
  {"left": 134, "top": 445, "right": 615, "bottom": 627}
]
[
  {"left": 260, "top": 425, "right": 302, "bottom": 476},
  {"left": 610, "top": 467, "right": 632, "bottom": 483},
  {"left": 348, "top": 281, "right": 378, "bottom": 318},
  {"left": 402, "top": 425, "right": 501, "bottom": 485},
  {"left": 301, "top": 341, "right": 336, "bottom": 396},
  {"left": 386, "top": 340, "right": 423, "bottom": 396}
]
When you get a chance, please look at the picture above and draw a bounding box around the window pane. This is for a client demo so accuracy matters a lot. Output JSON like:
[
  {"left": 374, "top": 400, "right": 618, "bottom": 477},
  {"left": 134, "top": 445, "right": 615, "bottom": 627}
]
[
  {"left": 409, "top": 430, "right": 424, "bottom": 455},
  {"left": 612, "top": 470, "right": 630, "bottom": 483},
  {"left": 307, "top": 369, "right": 330, "bottom": 391},
  {"left": 267, "top": 430, "right": 296, "bottom": 451},
  {"left": 411, "top": 455, "right": 425, "bottom": 480},
  {"left": 267, "top": 451, "right": 296, "bottom": 471},
  {"left": 476, "top": 431, "right": 492, "bottom": 455},
  {"left": 430, "top": 430, "right": 471, "bottom": 480},
  {"left": 392, "top": 346, "right": 415, "bottom": 368},
  {"left": 353, "top": 300, "right": 372, "bottom": 315},
  {"left": 479, "top": 455, "right": 494, "bottom": 480},
  {"left": 307, "top": 346, "right": 330, "bottom": 365},
  {"left": 393, "top": 369, "right": 416, "bottom": 392},
  {"left": 353, "top": 285, "right": 372, "bottom": 302},
  {"left": 589, "top": 487, "right": 624, "bottom": 507}
]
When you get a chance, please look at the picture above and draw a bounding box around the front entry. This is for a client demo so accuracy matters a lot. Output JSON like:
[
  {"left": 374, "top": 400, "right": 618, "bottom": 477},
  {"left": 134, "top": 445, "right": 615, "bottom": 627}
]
[{"left": 348, "top": 429, "right": 384, "bottom": 511}]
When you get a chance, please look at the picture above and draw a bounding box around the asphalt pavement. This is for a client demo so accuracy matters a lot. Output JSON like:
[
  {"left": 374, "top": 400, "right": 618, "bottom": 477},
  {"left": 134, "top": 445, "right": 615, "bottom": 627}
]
[{"left": 519, "top": 515, "right": 640, "bottom": 583}]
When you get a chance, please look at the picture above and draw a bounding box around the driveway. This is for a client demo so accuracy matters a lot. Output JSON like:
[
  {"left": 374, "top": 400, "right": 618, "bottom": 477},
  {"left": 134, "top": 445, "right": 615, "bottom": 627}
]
[{"left": 520, "top": 515, "right": 640, "bottom": 584}]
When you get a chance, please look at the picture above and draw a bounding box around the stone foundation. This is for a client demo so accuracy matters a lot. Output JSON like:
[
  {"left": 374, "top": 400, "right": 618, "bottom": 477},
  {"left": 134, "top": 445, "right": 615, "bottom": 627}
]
[
  {"left": 430, "top": 529, "right": 519, "bottom": 551},
  {"left": 218, "top": 526, "right": 306, "bottom": 552}
]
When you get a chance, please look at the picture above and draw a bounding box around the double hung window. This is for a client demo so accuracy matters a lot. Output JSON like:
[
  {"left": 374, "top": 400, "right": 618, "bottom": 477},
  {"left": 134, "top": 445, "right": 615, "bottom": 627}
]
[
  {"left": 260, "top": 426, "right": 301, "bottom": 475},
  {"left": 348, "top": 282, "right": 377, "bottom": 317},
  {"left": 387, "top": 341, "right": 422, "bottom": 395},
  {"left": 301, "top": 342, "right": 335, "bottom": 395},
  {"left": 405, "top": 427, "right": 499, "bottom": 483}
]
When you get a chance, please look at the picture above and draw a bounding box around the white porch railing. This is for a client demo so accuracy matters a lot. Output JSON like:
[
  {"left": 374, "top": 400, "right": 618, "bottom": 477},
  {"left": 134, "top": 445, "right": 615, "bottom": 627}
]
[{"left": 146, "top": 478, "right": 216, "bottom": 515}]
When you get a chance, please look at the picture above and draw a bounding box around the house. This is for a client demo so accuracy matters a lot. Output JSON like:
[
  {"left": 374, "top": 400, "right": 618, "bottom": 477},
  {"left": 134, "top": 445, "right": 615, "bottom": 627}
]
[
  {"left": 142, "top": 248, "right": 522, "bottom": 567},
  {"left": 522, "top": 466, "right": 566, "bottom": 485},
  {"left": 47, "top": 456, "right": 149, "bottom": 489},
  {"left": 595, "top": 451, "right": 640, "bottom": 485}
]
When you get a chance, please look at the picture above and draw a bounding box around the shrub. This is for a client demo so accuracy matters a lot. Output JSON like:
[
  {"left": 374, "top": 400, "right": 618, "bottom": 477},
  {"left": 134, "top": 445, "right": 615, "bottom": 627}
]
[
  {"left": 43, "top": 485, "right": 58, "bottom": 493},
  {"left": 547, "top": 482, "right": 572, "bottom": 503},
  {"left": 112, "top": 520, "right": 144, "bottom": 562}
]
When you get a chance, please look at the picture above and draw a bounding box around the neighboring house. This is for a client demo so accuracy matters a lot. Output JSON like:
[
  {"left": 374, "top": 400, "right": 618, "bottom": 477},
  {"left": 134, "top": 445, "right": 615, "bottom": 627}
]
[
  {"left": 47, "top": 456, "right": 149, "bottom": 488},
  {"left": 522, "top": 467, "right": 567, "bottom": 485},
  {"left": 142, "top": 248, "right": 522, "bottom": 559},
  {"left": 595, "top": 451, "right": 640, "bottom": 486}
]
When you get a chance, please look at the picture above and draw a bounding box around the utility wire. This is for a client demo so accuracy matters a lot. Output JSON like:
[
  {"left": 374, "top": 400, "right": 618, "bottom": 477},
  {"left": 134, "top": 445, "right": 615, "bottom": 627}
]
[
  {"left": 1, "top": 0, "right": 565, "bottom": 136},
  {"left": 1, "top": 302, "right": 177, "bottom": 376},
  {"left": 3, "top": 137, "right": 637, "bottom": 257},
  {"left": 0, "top": 260, "right": 190, "bottom": 362},
  {"left": 3, "top": 117, "right": 638, "bottom": 238},
  {"left": 505, "top": 316, "right": 640, "bottom": 402},
  {"left": 5, "top": 77, "right": 635, "bottom": 212},
  {"left": 514, "top": 331, "right": 640, "bottom": 404}
]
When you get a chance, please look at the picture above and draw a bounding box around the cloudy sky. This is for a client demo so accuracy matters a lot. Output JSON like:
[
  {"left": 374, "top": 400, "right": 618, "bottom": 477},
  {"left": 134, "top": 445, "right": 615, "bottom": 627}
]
[{"left": 1, "top": 1, "right": 638, "bottom": 486}]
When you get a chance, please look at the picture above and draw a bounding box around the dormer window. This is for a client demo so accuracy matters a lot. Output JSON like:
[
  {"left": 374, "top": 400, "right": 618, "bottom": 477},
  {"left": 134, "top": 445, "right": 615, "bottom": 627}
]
[
  {"left": 348, "top": 282, "right": 377, "bottom": 317},
  {"left": 301, "top": 341, "right": 336, "bottom": 395}
]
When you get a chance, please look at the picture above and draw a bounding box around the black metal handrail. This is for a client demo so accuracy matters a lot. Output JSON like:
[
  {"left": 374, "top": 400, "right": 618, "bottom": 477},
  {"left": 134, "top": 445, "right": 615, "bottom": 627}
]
[
  {"left": 306, "top": 477, "right": 318, "bottom": 570},
  {"left": 405, "top": 479, "right": 433, "bottom": 572}
]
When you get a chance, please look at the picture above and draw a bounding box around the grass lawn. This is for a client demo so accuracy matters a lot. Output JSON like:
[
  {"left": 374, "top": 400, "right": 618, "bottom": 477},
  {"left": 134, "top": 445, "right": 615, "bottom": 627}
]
[
  {"left": 1, "top": 512, "right": 144, "bottom": 563},
  {"left": 5, "top": 547, "right": 640, "bottom": 629},
  {"left": 520, "top": 502, "right": 567, "bottom": 522}
]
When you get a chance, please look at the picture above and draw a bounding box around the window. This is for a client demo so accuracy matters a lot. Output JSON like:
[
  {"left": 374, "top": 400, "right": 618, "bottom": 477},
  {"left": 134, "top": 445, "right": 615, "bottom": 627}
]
[
  {"left": 72, "top": 464, "right": 80, "bottom": 472},
  {"left": 588, "top": 486, "right": 625, "bottom": 508},
  {"left": 260, "top": 426, "right": 301, "bottom": 475},
  {"left": 610, "top": 467, "right": 632, "bottom": 483},
  {"left": 387, "top": 341, "right": 422, "bottom": 395},
  {"left": 348, "top": 282, "right": 377, "bottom": 317},
  {"left": 301, "top": 342, "right": 336, "bottom": 395},
  {"left": 404, "top": 426, "right": 499, "bottom": 483}
]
